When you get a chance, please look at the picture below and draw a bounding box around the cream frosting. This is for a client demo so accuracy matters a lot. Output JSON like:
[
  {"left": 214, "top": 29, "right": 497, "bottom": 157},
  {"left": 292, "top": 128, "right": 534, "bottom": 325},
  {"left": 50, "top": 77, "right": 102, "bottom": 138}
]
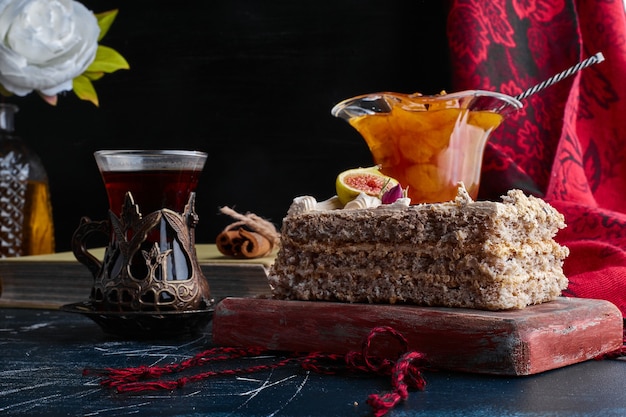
[{"left": 288, "top": 191, "right": 411, "bottom": 214}]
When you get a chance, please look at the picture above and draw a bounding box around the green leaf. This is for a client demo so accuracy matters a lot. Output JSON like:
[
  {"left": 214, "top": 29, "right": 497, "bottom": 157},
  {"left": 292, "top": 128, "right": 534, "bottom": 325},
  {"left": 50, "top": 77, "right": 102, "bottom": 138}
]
[
  {"left": 82, "top": 71, "right": 105, "bottom": 81},
  {"left": 87, "top": 45, "right": 130, "bottom": 73},
  {"left": 72, "top": 75, "right": 99, "bottom": 107},
  {"left": 95, "top": 9, "right": 119, "bottom": 42}
]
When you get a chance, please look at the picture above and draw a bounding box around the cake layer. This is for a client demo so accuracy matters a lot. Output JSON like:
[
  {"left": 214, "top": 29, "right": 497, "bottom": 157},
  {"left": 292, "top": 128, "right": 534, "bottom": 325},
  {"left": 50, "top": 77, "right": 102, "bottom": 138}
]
[
  {"left": 274, "top": 244, "right": 566, "bottom": 283},
  {"left": 268, "top": 269, "right": 567, "bottom": 309},
  {"left": 281, "top": 196, "right": 563, "bottom": 246}
]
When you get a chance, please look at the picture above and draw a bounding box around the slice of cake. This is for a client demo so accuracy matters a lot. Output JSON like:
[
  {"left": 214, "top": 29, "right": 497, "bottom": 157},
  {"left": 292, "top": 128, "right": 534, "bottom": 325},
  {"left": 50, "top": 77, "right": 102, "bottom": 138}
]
[{"left": 268, "top": 186, "right": 569, "bottom": 310}]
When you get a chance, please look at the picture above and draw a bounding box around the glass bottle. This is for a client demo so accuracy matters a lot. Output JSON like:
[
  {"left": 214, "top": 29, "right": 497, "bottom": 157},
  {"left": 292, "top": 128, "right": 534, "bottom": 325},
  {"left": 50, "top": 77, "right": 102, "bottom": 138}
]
[{"left": 0, "top": 103, "right": 55, "bottom": 257}]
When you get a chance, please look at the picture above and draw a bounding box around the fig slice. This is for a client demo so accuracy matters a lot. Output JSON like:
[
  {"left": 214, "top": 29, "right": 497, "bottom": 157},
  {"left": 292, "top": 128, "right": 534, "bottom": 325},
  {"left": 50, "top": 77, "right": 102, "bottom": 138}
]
[{"left": 335, "top": 166, "right": 399, "bottom": 205}]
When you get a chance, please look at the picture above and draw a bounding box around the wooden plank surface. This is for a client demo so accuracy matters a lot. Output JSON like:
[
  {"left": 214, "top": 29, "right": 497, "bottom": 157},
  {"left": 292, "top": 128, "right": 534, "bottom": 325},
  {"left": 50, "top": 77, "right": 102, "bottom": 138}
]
[
  {"left": 0, "top": 244, "right": 273, "bottom": 308},
  {"left": 212, "top": 297, "right": 624, "bottom": 376}
]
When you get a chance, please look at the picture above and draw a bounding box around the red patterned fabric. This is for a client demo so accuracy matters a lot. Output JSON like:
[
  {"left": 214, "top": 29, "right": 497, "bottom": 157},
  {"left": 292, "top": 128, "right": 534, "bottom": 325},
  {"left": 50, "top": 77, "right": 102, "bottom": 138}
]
[{"left": 446, "top": 0, "right": 626, "bottom": 315}]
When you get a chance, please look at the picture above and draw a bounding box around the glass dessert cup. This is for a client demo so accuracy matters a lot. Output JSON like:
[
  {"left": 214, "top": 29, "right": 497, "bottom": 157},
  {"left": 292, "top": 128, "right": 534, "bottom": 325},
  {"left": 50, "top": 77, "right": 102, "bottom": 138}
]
[{"left": 332, "top": 90, "right": 522, "bottom": 204}]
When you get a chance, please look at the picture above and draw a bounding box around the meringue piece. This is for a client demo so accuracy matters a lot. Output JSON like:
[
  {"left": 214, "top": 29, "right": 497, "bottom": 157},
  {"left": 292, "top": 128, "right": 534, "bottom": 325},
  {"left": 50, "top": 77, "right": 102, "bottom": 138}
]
[
  {"left": 287, "top": 196, "right": 318, "bottom": 215},
  {"left": 316, "top": 196, "right": 344, "bottom": 211},
  {"left": 344, "top": 192, "right": 382, "bottom": 210},
  {"left": 386, "top": 197, "right": 411, "bottom": 209}
]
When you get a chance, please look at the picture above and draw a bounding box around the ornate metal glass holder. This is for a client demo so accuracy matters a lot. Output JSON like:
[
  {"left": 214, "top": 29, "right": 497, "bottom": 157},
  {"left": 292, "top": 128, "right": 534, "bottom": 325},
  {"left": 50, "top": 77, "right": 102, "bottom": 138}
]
[{"left": 65, "top": 191, "right": 214, "bottom": 338}]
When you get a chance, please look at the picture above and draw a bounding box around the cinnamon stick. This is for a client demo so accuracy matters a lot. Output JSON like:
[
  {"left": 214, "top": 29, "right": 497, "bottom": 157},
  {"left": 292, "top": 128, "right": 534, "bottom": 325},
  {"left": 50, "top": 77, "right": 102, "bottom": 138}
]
[
  {"left": 216, "top": 206, "right": 280, "bottom": 259},
  {"left": 216, "top": 228, "right": 273, "bottom": 258}
]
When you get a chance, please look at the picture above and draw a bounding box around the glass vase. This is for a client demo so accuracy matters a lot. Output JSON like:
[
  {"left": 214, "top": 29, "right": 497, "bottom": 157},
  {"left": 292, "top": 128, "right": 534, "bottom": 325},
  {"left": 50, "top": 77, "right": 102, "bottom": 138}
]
[{"left": 0, "top": 103, "right": 55, "bottom": 257}]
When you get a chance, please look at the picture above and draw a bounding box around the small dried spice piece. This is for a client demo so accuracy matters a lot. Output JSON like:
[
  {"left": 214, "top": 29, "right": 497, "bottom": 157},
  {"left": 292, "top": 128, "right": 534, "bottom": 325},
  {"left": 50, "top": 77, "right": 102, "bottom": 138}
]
[{"left": 216, "top": 206, "right": 280, "bottom": 258}]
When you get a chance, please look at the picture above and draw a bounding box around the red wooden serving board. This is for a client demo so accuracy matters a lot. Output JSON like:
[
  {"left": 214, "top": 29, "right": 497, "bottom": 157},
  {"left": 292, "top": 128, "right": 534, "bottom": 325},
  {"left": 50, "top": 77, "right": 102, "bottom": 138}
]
[{"left": 212, "top": 297, "right": 623, "bottom": 376}]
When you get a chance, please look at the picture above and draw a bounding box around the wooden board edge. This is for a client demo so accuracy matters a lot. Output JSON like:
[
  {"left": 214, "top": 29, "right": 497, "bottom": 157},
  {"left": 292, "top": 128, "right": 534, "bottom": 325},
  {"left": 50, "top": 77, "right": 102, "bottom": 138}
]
[{"left": 212, "top": 297, "right": 624, "bottom": 376}]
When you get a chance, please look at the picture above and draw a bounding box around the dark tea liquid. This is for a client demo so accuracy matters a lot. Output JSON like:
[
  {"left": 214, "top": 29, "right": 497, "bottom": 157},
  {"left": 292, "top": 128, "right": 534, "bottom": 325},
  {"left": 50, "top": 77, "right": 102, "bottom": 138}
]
[
  {"left": 101, "top": 168, "right": 203, "bottom": 282},
  {"left": 101, "top": 169, "right": 202, "bottom": 216}
]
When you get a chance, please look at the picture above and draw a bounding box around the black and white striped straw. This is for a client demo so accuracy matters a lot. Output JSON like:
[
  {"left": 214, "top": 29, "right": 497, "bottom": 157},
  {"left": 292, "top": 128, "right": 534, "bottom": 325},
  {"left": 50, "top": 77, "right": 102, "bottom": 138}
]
[{"left": 515, "top": 52, "right": 605, "bottom": 101}]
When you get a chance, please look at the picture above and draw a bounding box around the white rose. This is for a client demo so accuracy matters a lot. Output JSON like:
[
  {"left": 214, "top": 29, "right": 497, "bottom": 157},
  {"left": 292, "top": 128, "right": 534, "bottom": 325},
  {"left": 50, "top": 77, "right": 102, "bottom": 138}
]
[{"left": 0, "top": 0, "right": 100, "bottom": 97}]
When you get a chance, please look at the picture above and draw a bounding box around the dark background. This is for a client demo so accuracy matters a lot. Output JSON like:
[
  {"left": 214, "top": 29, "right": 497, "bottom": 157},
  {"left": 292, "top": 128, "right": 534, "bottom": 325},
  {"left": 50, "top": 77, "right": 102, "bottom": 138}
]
[{"left": 8, "top": 0, "right": 451, "bottom": 252}]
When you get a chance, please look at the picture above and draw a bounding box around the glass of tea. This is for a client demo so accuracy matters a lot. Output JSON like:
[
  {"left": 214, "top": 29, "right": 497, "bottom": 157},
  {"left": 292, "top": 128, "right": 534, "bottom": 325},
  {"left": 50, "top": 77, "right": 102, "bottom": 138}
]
[
  {"left": 94, "top": 149, "right": 207, "bottom": 280},
  {"left": 94, "top": 150, "right": 207, "bottom": 215},
  {"left": 72, "top": 149, "right": 212, "bottom": 314}
]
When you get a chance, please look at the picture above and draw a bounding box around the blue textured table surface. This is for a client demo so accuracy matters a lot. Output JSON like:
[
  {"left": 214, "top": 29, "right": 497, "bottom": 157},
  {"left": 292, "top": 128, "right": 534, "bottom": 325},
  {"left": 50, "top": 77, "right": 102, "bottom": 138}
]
[{"left": 1, "top": 308, "right": 625, "bottom": 417}]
